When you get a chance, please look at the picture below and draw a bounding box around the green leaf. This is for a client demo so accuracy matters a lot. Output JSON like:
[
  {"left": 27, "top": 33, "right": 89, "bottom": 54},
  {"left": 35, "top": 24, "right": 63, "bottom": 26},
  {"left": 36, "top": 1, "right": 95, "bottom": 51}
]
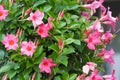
[
  {"left": 65, "top": 38, "right": 74, "bottom": 45},
  {"left": 35, "top": 72, "right": 42, "bottom": 80},
  {"left": 34, "top": 52, "right": 46, "bottom": 64},
  {"left": 7, "top": 70, "right": 17, "bottom": 79},
  {"left": 0, "top": 34, "right": 5, "bottom": 41},
  {"left": 49, "top": 44, "right": 59, "bottom": 53},
  {"left": 34, "top": 46, "right": 43, "bottom": 58},
  {"left": 69, "top": 74, "right": 77, "bottom": 80},
  {"left": 58, "top": 21, "right": 66, "bottom": 28},
  {"left": 73, "top": 39, "right": 81, "bottom": 45},
  {"left": 62, "top": 47, "right": 75, "bottom": 55},
  {"left": 0, "top": 50, "right": 5, "bottom": 59},
  {"left": 54, "top": 76, "right": 62, "bottom": 80},
  {"left": 33, "top": 0, "right": 46, "bottom": 9},
  {"left": 59, "top": 56, "right": 68, "bottom": 67},
  {"left": 0, "top": 62, "right": 14, "bottom": 73},
  {"left": 43, "top": 5, "right": 52, "bottom": 12}
]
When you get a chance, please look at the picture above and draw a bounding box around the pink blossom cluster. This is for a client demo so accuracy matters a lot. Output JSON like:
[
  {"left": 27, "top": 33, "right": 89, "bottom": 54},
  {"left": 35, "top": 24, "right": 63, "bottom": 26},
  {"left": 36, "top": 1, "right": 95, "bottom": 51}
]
[
  {"left": 76, "top": 0, "right": 117, "bottom": 80},
  {"left": 77, "top": 62, "right": 116, "bottom": 80},
  {"left": 27, "top": 10, "right": 55, "bottom": 38},
  {"left": 1, "top": 7, "right": 58, "bottom": 74}
]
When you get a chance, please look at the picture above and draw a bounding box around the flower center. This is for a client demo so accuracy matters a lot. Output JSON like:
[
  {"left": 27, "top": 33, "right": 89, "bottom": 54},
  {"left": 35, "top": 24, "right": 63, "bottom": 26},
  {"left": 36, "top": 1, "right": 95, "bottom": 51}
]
[
  {"left": 89, "top": 38, "right": 93, "bottom": 42},
  {"left": 0, "top": 11, "right": 3, "bottom": 16},
  {"left": 27, "top": 46, "right": 32, "bottom": 51},
  {"left": 9, "top": 40, "right": 14, "bottom": 45},
  {"left": 43, "top": 61, "right": 48, "bottom": 66},
  {"left": 39, "top": 29, "right": 44, "bottom": 34},
  {"left": 32, "top": 15, "right": 37, "bottom": 20}
]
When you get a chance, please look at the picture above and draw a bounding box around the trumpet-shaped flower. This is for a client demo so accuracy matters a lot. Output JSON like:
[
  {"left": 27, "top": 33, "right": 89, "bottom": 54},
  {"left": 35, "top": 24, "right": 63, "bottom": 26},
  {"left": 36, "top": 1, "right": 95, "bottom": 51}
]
[
  {"left": 86, "top": 70, "right": 103, "bottom": 80},
  {"left": 2, "top": 34, "right": 18, "bottom": 50},
  {"left": 83, "top": 62, "right": 97, "bottom": 74},
  {"left": 85, "top": 31, "right": 101, "bottom": 50},
  {"left": 37, "top": 23, "right": 49, "bottom": 38},
  {"left": 39, "top": 58, "right": 56, "bottom": 73},
  {"left": 84, "top": 0, "right": 104, "bottom": 13},
  {"left": 97, "top": 48, "right": 115, "bottom": 64},
  {"left": 101, "top": 31, "right": 113, "bottom": 44},
  {"left": 28, "top": 10, "right": 44, "bottom": 28},
  {"left": 100, "top": 8, "right": 118, "bottom": 31},
  {"left": 0, "top": 5, "right": 8, "bottom": 20},
  {"left": 21, "top": 41, "right": 36, "bottom": 57},
  {"left": 103, "top": 70, "right": 116, "bottom": 80}
]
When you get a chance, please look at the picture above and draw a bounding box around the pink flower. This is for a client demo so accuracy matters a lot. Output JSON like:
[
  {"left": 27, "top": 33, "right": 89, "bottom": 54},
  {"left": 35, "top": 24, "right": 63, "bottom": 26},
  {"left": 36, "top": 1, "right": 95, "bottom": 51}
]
[
  {"left": 101, "top": 31, "right": 113, "bottom": 44},
  {"left": 100, "top": 7, "right": 118, "bottom": 31},
  {"left": 58, "top": 38, "right": 64, "bottom": 49},
  {"left": 37, "top": 23, "right": 49, "bottom": 38},
  {"left": 58, "top": 10, "right": 64, "bottom": 19},
  {"left": 47, "top": 17, "right": 54, "bottom": 30},
  {"left": 103, "top": 70, "right": 116, "bottom": 80},
  {"left": 100, "top": 5, "right": 107, "bottom": 17},
  {"left": 84, "top": 0, "right": 104, "bottom": 13},
  {"left": 76, "top": 73, "right": 86, "bottom": 80},
  {"left": 39, "top": 58, "right": 56, "bottom": 73},
  {"left": 2, "top": 34, "right": 18, "bottom": 50},
  {"left": 82, "top": 12, "right": 90, "bottom": 20},
  {"left": 86, "top": 70, "right": 103, "bottom": 80},
  {"left": 25, "top": 7, "right": 32, "bottom": 16},
  {"left": 89, "top": 19, "right": 104, "bottom": 32},
  {"left": 28, "top": 10, "right": 44, "bottom": 29},
  {"left": 97, "top": 48, "right": 115, "bottom": 64},
  {"left": 21, "top": 41, "right": 36, "bottom": 57},
  {"left": 83, "top": 62, "right": 97, "bottom": 74},
  {"left": 85, "top": 31, "right": 101, "bottom": 50},
  {"left": 0, "top": 5, "right": 8, "bottom": 20}
]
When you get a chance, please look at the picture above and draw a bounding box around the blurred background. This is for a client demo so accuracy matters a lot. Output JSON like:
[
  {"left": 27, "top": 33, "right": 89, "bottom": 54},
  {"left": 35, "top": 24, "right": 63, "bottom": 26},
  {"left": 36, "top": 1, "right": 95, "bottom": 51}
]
[{"left": 101, "top": 0, "right": 120, "bottom": 80}]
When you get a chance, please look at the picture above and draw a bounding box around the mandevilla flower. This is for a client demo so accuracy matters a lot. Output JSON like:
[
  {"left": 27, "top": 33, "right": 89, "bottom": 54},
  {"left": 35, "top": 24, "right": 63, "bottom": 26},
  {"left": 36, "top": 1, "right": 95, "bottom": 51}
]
[
  {"left": 86, "top": 70, "right": 103, "bottom": 80},
  {"left": 83, "top": 0, "right": 104, "bottom": 13},
  {"left": 81, "top": 11, "right": 91, "bottom": 20},
  {"left": 28, "top": 10, "right": 44, "bottom": 29},
  {"left": 0, "top": 5, "right": 8, "bottom": 20},
  {"left": 83, "top": 62, "right": 97, "bottom": 74},
  {"left": 39, "top": 58, "right": 56, "bottom": 74},
  {"left": 2, "top": 34, "right": 18, "bottom": 50},
  {"left": 37, "top": 23, "right": 49, "bottom": 38},
  {"left": 103, "top": 70, "right": 116, "bottom": 80},
  {"left": 76, "top": 73, "right": 86, "bottom": 80},
  {"left": 85, "top": 31, "right": 101, "bottom": 50},
  {"left": 100, "top": 7, "right": 118, "bottom": 31},
  {"left": 101, "top": 31, "right": 113, "bottom": 44},
  {"left": 97, "top": 48, "right": 115, "bottom": 64},
  {"left": 89, "top": 19, "right": 104, "bottom": 32},
  {"left": 21, "top": 41, "right": 36, "bottom": 57}
]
